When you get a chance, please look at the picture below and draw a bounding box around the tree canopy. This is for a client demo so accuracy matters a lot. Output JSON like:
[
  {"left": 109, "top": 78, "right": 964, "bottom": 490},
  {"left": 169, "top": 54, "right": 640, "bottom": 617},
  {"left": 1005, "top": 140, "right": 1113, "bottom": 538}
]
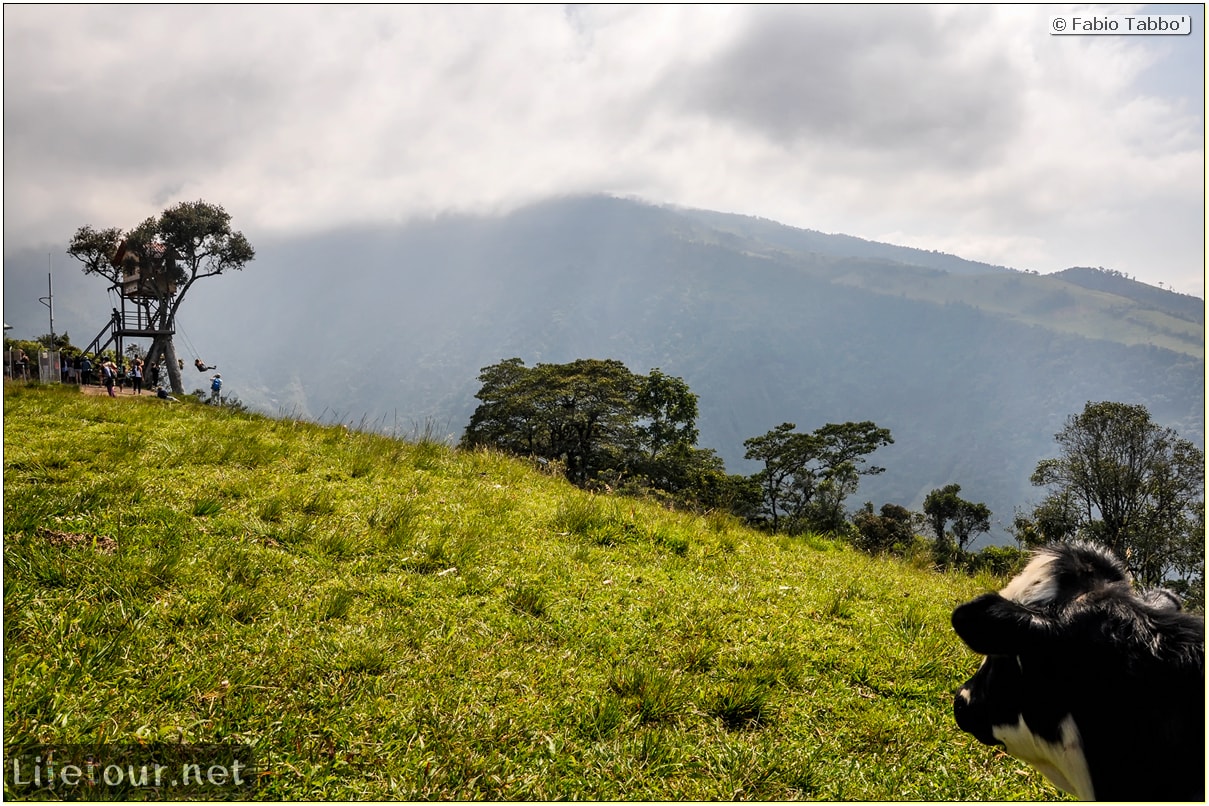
[
  {"left": 922, "top": 483, "right": 992, "bottom": 555},
  {"left": 461, "top": 358, "right": 720, "bottom": 495},
  {"left": 743, "top": 421, "right": 893, "bottom": 533},
  {"left": 1028, "top": 401, "right": 1204, "bottom": 588}
]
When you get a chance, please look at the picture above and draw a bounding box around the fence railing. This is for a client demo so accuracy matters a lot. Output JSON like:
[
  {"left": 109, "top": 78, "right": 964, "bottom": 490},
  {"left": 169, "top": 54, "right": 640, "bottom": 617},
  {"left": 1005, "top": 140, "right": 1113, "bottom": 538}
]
[{"left": 4, "top": 349, "right": 62, "bottom": 383}]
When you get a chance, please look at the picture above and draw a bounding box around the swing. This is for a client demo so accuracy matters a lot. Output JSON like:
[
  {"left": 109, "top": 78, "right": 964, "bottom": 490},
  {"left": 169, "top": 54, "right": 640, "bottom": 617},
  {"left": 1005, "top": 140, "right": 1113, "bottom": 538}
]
[{"left": 177, "top": 319, "right": 217, "bottom": 371}]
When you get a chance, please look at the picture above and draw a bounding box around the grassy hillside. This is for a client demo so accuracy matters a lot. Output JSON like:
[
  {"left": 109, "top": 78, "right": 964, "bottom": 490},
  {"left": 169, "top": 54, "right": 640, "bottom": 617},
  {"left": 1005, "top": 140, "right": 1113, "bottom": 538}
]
[{"left": 2, "top": 383, "right": 1061, "bottom": 800}]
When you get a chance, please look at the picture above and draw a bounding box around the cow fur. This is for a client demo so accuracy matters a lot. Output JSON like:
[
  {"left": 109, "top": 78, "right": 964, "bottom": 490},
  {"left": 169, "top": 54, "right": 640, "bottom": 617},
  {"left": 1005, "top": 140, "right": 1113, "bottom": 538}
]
[{"left": 951, "top": 541, "right": 1204, "bottom": 801}]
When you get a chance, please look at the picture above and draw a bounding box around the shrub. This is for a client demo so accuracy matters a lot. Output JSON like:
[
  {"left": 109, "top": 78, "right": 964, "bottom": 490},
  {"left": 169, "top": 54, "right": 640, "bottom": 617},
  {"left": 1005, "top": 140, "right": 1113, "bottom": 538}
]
[
  {"left": 852, "top": 502, "right": 915, "bottom": 555},
  {"left": 968, "top": 545, "right": 1028, "bottom": 577}
]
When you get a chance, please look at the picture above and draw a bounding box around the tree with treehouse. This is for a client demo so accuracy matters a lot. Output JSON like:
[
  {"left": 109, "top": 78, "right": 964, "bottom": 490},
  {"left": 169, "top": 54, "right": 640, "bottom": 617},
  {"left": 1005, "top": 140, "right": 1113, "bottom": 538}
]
[{"left": 66, "top": 200, "right": 254, "bottom": 395}]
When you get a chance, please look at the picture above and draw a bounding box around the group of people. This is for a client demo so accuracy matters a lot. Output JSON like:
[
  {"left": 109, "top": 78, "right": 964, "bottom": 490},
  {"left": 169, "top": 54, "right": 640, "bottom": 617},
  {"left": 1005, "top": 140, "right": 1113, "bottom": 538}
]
[
  {"left": 59, "top": 353, "right": 143, "bottom": 388},
  {"left": 6, "top": 346, "right": 227, "bottom": 403},
  {"left": 61, "top": 353, "right": 222, "bottom": 402},
  {"left": 81, "top": 355, "right": 152, "bottom": 396}
]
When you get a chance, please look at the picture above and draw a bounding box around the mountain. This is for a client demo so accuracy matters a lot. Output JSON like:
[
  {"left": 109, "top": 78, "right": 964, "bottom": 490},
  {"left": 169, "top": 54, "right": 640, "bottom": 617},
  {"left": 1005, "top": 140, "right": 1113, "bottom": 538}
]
[{"left": 4, "top": 195, "right": 1203, "bottom": 543}]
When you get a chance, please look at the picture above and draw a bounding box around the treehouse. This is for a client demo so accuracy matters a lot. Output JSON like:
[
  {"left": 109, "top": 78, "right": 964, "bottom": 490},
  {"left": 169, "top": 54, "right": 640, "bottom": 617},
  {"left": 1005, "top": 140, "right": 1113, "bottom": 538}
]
[
  {"left": 81, "top": 240, "right": 179, "bottom": 359},
  {"left": 112, "top": 240, "right": 178, "bottom": 299}
]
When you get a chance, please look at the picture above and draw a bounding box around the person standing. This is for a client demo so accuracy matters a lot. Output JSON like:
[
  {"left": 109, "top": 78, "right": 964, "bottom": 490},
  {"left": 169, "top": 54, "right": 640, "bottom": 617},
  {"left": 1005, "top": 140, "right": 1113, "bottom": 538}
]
[
  {"left": 101, "top": 361, "right": 117, "bottom": 397},
  {"left": 210, "top": 373, "right": 222, "bottom": 403},
  {"left": 80, "top": 355, "right": 94, "bottom": 386},
  {"left": 130, "top": 359, "right": 144, "bottom": 395}
]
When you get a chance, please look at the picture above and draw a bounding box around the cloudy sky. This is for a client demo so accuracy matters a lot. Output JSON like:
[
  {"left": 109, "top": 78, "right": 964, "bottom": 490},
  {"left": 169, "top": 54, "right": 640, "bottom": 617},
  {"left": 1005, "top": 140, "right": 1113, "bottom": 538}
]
[{"left": 4, "top": 4, "right": 1205, "bottom": 296}]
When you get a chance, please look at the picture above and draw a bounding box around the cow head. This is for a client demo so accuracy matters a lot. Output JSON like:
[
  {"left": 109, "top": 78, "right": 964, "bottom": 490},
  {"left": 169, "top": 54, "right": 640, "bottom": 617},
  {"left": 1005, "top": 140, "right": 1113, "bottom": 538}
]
[{"left": 951, "top": 541, "right": 1204, "bottom": 801}]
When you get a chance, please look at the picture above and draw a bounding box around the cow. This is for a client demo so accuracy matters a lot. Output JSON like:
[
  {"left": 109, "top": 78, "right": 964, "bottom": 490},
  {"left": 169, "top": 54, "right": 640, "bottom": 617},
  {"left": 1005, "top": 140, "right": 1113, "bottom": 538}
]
[{"left": 950, "top": 541, "right": 1204, "bottom": 801}]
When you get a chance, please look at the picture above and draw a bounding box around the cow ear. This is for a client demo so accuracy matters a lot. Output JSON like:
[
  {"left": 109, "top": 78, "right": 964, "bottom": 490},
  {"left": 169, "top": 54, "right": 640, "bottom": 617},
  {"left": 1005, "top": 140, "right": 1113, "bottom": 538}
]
[{"left": 952, "top": 593, "right": 1050, "bottom": 656}]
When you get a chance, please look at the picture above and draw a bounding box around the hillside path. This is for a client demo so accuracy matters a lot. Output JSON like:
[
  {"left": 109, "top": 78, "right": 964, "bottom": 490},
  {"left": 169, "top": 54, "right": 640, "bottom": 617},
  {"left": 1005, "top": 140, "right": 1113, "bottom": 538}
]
[{"left": 76, "top": 383, "right": 157, "bottom": 399}]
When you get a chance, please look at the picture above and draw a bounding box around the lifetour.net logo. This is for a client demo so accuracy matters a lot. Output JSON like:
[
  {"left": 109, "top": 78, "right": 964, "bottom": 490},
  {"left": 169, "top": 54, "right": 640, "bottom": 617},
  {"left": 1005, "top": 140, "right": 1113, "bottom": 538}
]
[{"left": 5, "top": 743, "right": 257, "bottom": 797}]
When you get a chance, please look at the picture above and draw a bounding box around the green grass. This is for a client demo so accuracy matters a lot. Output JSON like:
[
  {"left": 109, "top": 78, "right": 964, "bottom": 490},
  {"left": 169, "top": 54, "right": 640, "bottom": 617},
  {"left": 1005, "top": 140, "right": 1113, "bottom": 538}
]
[{"left": 2, "top": 382, "right": 1063, "bottom": 800}]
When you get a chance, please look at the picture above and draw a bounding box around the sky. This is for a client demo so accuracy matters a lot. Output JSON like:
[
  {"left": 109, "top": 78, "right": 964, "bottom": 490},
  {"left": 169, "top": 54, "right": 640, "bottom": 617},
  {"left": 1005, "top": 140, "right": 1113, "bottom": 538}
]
[{"left": 3, "top": 3, "right": 1205, "bottom": 297}]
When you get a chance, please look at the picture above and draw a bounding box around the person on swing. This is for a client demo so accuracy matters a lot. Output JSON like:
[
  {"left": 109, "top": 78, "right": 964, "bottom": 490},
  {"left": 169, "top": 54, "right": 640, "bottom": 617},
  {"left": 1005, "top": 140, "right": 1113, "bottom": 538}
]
[{"left": 194, "top": 358, "right": 216, "bottom": 372}]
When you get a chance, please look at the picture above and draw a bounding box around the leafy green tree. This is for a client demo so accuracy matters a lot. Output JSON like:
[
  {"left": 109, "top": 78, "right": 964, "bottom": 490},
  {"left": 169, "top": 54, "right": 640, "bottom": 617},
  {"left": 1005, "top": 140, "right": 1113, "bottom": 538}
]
[
  {"left": 634, "top": 368, "right": 699, "bottom": 461},
  {"left": 852, "top": 502, "right": 915, "bottom": 555},
  {"left": 621, "top": 441, "right": 753, "bottom": 514},
  {"left": 462, "top": 357, "right": 541, "bottom": 455},
  {"left": 811, "top": 422, "right": 895, "bottom": 532},
  {"left": 463, "top": 357, "right": 636, "bottom": 484},
  {"left": 35, "top": 333, "right": 73, "bottom": 351},
  {"left": 1029, "top": 401, "right": 1204, "bottom": 588},
  {"left": 743, "top": 421, "right": 893, "bottom": 533},
  {"left": 67, "top": 200, "right": 254, "bottom": 394},
  {"left": 65, "top": 225, "right": 125, "bottom": 279},
  {"left": 1167, "top": 503, "right": 1205, "bottom": 611},
  {"left": 923, "top": 484, "right": 961, "bottom": 548},
  {"left": 543, "top": 359, "right": 640, "bottom": 484},
  {"left": 952, "top": 500, "right": 992, "bottom": 553},
  {"left": 923, "top": 483, "right": 992, "bottom": 554},
  {"left": 743, "top": 423, "right": 817, "bottom": 532},
  {"left": 463, "top": 358, "right": 707, "bottom": 494}
]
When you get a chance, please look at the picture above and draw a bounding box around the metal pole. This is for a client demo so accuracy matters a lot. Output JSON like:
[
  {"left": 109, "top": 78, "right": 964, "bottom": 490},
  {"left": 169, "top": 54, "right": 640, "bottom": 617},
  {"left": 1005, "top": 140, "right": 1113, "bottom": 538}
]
[{"left": 38, "top": 267, "right": 55, "bottom": 344}]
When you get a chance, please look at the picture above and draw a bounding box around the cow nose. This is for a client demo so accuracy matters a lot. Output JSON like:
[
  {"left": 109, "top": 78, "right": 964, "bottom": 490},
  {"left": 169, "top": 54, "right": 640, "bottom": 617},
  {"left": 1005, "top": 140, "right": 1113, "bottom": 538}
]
[
  {"left": 953, "top": 685, "right": 974, "bottom": 727},
  {"left": 953, "top": 685, "right": 1000, "bottom": 746}
]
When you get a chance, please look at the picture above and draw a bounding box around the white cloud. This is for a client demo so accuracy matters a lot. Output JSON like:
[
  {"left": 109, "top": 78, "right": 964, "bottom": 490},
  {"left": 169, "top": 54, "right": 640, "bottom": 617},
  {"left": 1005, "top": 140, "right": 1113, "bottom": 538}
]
[{"left": 3, "top": 4, "right": 1203, "bottom": 295}]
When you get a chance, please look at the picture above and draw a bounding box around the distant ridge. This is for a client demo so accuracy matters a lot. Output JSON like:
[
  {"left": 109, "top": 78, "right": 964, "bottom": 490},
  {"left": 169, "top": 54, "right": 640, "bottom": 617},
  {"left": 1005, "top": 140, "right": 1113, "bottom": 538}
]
[
  {"left": 1051, "top": 266, "right": 1204, "bottom": 323},
  {"left": 670, "top": 205, "right": 1012, "bottom": 276}
]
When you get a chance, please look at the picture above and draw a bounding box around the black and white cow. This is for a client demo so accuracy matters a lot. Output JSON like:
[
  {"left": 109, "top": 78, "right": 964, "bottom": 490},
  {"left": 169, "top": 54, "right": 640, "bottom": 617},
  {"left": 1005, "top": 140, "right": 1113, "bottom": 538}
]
[{"left": 951, "top": 541, "right": 1204, "bottom": 801}]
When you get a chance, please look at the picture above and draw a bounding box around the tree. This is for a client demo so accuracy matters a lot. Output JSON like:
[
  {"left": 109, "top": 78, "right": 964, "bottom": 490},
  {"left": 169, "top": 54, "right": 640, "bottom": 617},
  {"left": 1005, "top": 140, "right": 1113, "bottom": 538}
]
[
  {"left": 951, "top": 499, "right": 992, "bottom": 553},
  {"left": 811, "top": 421, "right": 894, "bottom": 532},
  {"left": 743, "top": 421, "right": 893, "bottom": 534},
  {"left": 923, "top": 483, "right": 992, "bottom": 554},
  {"left": 66, "top": 225, "right": 124, "bottom": 280},
  {"left": 462, "top": 358, "right": 707, "bottom": 493},
  {"left": 463, "top": 357, "right": 636, "bottom": 484},
  {"left": 540, "top": 359, "right": 639, "bottom": 484},
  {"left": 67, "top": 201, "right": 254, "bottom": 394},
  {"left": 743, "top": 423, "right": 818, "bottom": 533},
  {"left": 34, "top": 332, "right": 73, "bottom": 351},
  {"left": 852, "top": 502, "right": 915, "bottom": 555},
  {"left": 1029, "top": 401, "right": 1204, "bottom": 588},
  {"left": 634, "top": 368, "right": 699, "bottom": 461}
]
